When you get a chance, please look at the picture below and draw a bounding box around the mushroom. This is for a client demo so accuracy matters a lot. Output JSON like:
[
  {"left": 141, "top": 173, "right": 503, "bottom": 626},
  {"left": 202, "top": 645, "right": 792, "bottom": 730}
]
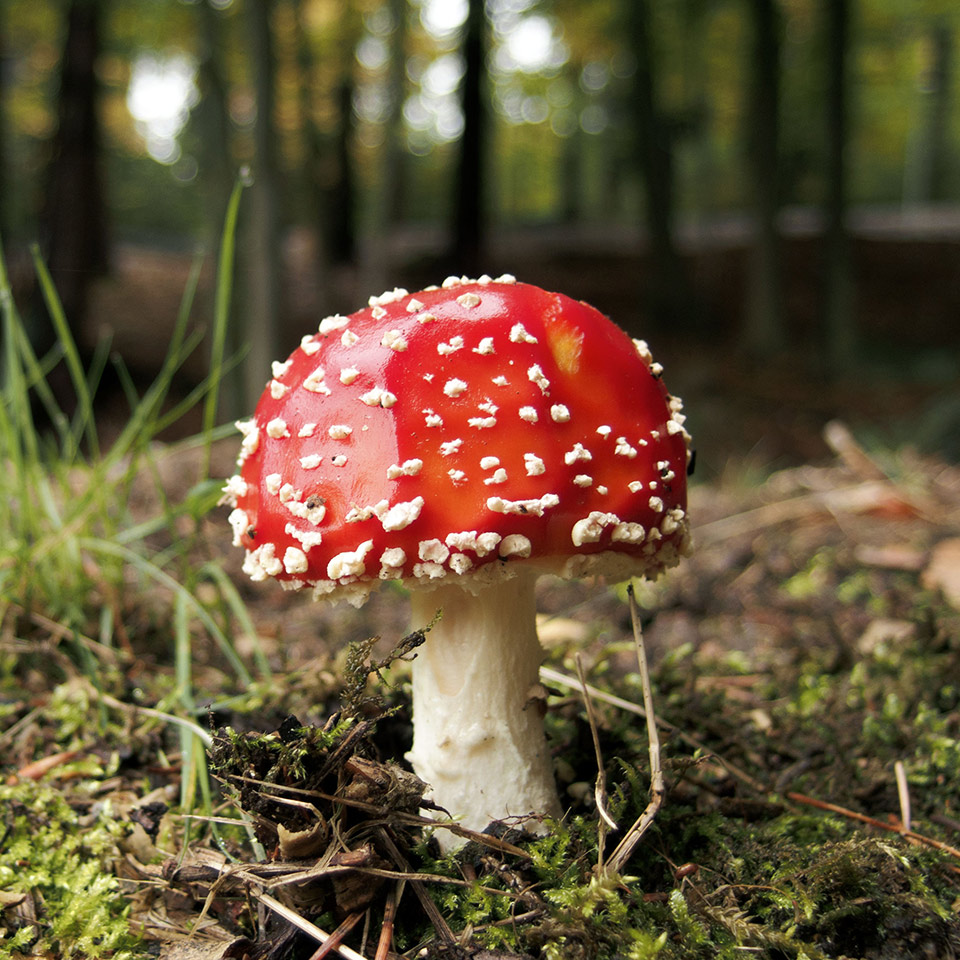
[{"left": 223, "top": 276, "right": 692, "bottom": 847}]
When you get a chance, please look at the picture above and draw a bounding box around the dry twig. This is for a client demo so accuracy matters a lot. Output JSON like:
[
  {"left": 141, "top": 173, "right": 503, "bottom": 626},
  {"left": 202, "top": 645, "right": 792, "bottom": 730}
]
[
  {"left": 787, "top": 792, "right": 960, "bottom": 861},
  {"left": 255, "top": 892, "right": 367, "bottom": 960},
  {"left": 226, "top": 774, "right": 533, "bottom": 859},
  {"left": 574, "top": 653, "right": 618, "bottom": 856},
  {"left": 306, "top": 910, "right": 363, "bottom": 960},
  {"left": 374, "top": 884, "right": 401, "bottom": 960},
  {"left": 377, "top": 827, "right": 456, "bottom": 946},
  {"left": 894, "top": 760, "right": 911, "bottom": 832},
  {"left": 604, "top": 584, "right": 667, "bottom": 875},
  {"left": 538, "top": 666, "right": 768, "bottom": 795}
]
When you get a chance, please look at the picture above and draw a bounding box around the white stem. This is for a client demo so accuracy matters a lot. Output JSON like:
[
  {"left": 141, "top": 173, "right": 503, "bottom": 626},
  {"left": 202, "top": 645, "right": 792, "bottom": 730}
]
[{"left": 406, "top": 572, "right": 562, "bottom": 847}]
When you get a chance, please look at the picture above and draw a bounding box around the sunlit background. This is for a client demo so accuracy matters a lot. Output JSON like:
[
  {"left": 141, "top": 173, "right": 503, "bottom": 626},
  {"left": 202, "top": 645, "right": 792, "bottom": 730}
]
[
  {"left": 10, "top": 0, "right": 954, "bottom": 239},
  {"left": 1, "top": 0, "right": 958, "bottom": 453},
  {"left": 110, "top": 0, "right": 614, "bottom": 219},
  {"left": 3, "top": 0, "right": 960, "bottom": 231},
  {"left": 126, "top": 52, "right": 199, "bottom": 165}
]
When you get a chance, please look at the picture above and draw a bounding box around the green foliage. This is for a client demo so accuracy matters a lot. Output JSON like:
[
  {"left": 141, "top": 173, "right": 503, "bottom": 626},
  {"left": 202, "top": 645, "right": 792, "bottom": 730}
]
[
  {"left": 0, "top": 190, "right": 272, "bottom": 945},
  {"left": 0, "top": 782, "right": 146, "bottom": 959},
  {"left": 0, "top": 184, "right": 265, "bottom": 696}
]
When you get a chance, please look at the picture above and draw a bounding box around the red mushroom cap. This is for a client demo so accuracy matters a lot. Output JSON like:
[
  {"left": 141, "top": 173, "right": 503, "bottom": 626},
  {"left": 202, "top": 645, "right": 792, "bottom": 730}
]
[{"left": 224, "top": 276, "right": 691, "bottom": 602}]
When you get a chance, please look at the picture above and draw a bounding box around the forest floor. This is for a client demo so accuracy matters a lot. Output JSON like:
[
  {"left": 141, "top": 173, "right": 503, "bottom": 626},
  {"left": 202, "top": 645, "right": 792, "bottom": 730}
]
[
  {"left": 4, "top": 414, "right": 960, "bottom": 959},
  {"left": 3, "top": 236, "right": 960, "bottom": 958}
]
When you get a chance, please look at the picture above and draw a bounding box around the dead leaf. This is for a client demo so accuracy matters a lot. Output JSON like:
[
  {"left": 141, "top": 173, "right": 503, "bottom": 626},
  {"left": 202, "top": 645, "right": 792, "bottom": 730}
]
[
  {"left": 854, "top": 543, "right": 927, "bottom": 571},
  {"left": 157, "top": 938, "right": 252, "bottom": 960},
  {"left": 922, "top": 538, "right": 960, "bottom": 609},
  {"left": 857, "top": 619, "right": 917, "bottom": 656},
  {"left": 7, "top": 750, "right": 83, "bottom": 784}
]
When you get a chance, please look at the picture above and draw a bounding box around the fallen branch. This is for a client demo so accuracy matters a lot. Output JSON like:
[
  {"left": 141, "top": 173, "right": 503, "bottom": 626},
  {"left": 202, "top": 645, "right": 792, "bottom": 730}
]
[
  {"left": 821, "top": 420, "right": 888, "bottom": 481},
  {"left": 787, "top": 792, "right": 960, "bottom": 860},
  {"left": 693, "top": 479, "right": 926, "bottom": 547}
]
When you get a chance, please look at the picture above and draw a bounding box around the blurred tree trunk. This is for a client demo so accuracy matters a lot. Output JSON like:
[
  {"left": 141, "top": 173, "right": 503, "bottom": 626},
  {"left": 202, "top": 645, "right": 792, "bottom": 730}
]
[
  {"left": 328, "top": 76, "right": 357, "bottom": 266},
  {"left": 823, "top": 0, "right": 855, "bottom": 371},
  {"left": 291, "top": 0, "right": 331, "bottom": 312},
  {"left": 241, "top": 0, "right": 283, "bottom": 413},
  {"left": 919, "top": 19, "right": 953, "bottom": 202},
  {"left": 744, "top": 0, "right": 785, "bottom": 356},
  {"left": 559, "top": 129, "right": 581, "bottom": 224},
  {"left": 627, "top": 0, "right": 691, "bottom": 329},
  {"left": 194, "top": 1, "right": 242, "bottom": 417},
  {"left": 678, "top": 0, "right": 716, "bottom": 218},
  {"left": 381, "top": 0, "right": 409, "bottom": 227},
  {"left": 296, "top": 0, "right": 357, "bottom": 269},
  {"left": 451, "top": 0, "right": 488, "bottom": 275},
  {"left": 362, "top": 0, "right": 408, "bottom": 294},
  {"left": 41, "top": 0, "right": 108, "bottom": 340},
  {"left": 193, "top": 0, "right": 235, "bottom": 247}
]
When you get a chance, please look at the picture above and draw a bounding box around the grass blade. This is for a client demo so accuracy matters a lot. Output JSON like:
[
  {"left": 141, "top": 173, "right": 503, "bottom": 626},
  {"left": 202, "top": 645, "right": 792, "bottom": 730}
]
[
  {"left": 80, "top": 537, "right": 253, "bottom": 687},
  {"left": 199, "top": 561, "right": 273, "bottom": 680},
  {"left": 202, "top": 176, "right": 246, "bottom": 476},
  {"left": 29, "top": 243, "right": 99, "bottom": 459}
]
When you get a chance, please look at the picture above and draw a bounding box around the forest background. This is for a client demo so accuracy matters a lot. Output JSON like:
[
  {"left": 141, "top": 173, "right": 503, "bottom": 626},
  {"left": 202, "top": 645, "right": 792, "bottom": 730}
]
[{"left": 1, "top": 0, "right": 958, "bottom": 474}]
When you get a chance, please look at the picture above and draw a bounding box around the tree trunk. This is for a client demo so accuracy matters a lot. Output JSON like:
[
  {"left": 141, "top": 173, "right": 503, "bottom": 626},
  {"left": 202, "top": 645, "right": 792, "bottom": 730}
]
[
  {"left": 381, "top": 0, "right": 409, "bottom": 227},
  {"left": 41, "top": 0, "right": 109, "bottom": 339},
  {"left": 919, "top": 19, "right": 953, "bottom": 203},
  {"left": 241, "top": 0, "right": 284, "bottom": 413},
  {"left": 823, "top": 0, "right": 855, "bottom": 371},
  {"left": 627, "top": 0, "right": 690, "bottom": 329},
  {"left": 193, "top": 0, "right": 235, "bottom": 247},
  {"left": 451, "top": 0, "right": 487, "bottom": 275},
  {"left": 328, "top": 77, "right": 357, "bottom": 266},
  {"left": 744, "top": 0, "right": 786, "bottom": 357}
]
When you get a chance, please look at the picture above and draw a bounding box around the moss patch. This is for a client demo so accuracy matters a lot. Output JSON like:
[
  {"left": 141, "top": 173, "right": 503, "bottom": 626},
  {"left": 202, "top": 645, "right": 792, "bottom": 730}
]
[{"left": 0, "top": 782, "right": 145, "bottom": 959}]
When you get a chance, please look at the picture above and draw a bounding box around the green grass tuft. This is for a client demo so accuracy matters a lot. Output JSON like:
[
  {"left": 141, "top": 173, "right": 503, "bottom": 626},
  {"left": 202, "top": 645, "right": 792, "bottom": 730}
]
[{"left": 0, "top": 183, "right": 268, "bottom": 954}]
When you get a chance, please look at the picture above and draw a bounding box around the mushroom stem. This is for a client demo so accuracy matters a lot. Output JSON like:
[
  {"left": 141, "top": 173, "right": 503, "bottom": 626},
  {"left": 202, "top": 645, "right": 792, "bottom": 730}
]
[{"left": 407, "top": 571, "right": 562, "bottom": 848}]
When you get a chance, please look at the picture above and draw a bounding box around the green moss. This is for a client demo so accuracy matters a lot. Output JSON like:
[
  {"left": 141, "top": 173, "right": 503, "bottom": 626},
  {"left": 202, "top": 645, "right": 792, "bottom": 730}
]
[
  {"left": 0, "top": 782, "right": 145, "bottom": 959},
  {"left": 211, "top": 716, "right": 355, "bottom": 784},
  {"left": 409, "top": 669, "right": 960, "bottom": 958}
]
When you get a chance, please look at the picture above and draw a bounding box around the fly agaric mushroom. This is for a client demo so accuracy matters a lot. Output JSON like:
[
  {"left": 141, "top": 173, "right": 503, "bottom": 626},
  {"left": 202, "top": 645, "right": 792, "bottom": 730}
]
[{"left": 223, "top": 275, "right": 691, "bottom": 846}]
